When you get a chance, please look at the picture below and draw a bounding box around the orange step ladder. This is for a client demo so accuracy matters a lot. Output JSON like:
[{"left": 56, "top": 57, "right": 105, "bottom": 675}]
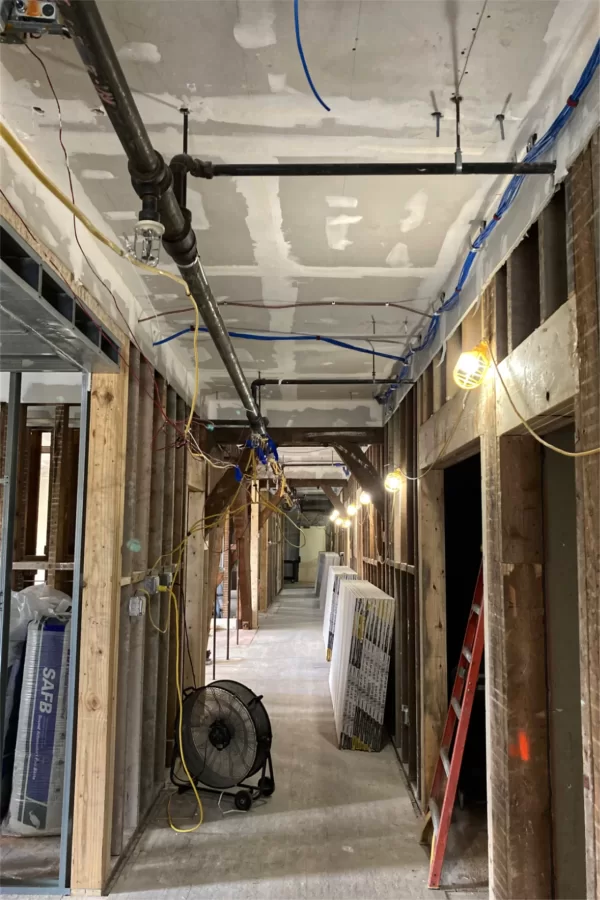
[{"left": 426, "top": 563, "right": 484, "bottom": 889}]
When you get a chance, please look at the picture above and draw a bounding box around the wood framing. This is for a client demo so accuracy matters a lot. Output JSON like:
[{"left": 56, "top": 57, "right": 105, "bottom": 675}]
[
  {"left": 250, "top": 480, "right": 260, "bottom": 629},
  {"left": 184, "top": 454, "right": 207, "bottom": 688},
  {"left": 418, "top": 469, "right": 446, "bottom": 810},
  {"left": 71, "top": 360, "right": 129, "bottom": 892}
]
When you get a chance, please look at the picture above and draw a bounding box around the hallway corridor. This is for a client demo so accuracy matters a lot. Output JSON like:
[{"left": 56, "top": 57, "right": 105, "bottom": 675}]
[{"left": 110, "top": 586, "right": 481, "bottom": 899}]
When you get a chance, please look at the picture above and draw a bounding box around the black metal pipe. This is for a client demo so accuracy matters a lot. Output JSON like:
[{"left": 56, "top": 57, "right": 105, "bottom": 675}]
[
  {"left": 56, "top": 1, "right": 266, "bottom": 435},
  {"left": 252, "top": 377, "right": 410, "bottom": 388},
  {"left": 180, "top": 159, "right": 556, "bottom": 178}
]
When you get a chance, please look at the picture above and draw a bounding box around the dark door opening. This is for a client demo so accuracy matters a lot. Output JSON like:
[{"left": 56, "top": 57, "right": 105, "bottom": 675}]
[{"left": 443, "top": 452, "right": 488, "bottom": 887}]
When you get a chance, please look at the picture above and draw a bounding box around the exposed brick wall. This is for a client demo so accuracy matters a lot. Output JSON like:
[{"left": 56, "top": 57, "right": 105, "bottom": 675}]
[{"left": 569, "top": 128, "right": 600, "bottom": 899}]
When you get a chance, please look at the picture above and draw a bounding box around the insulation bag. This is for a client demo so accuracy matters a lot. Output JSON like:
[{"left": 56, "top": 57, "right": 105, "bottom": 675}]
[{"left": 6, "top": 615, "right": 71, "bottom": 835}]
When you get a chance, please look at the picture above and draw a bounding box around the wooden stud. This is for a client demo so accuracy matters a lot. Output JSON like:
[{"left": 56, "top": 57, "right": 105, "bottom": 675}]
[
  {"left": 111, "top": 347, "right": 139, "bottom": 857},
  {"left": 140, "top": 375, "right": 166, "bottom": 814},
  {"left": 123, "top": 357, "right": 153, "bottom": 831},
  {"left": 70, "top": 361, "right": 129, "bottom": 892},
  {"left": 444, "top": 326, "right": 462, "bottom": 402},
  {"left": 167, "top": 396, "right": 187, "bottom": 749},
  {"left": 154, "top": 387, "right": 177, "bottom": 784},
  {"left": 250, "top": 480, "right": 260, "bottom": 628},
  {"left": 184, "top": 454, "right": 206, "bottom": 688},
  {"left": 418, "top": 469, "right": 446, "bottom": 811}
]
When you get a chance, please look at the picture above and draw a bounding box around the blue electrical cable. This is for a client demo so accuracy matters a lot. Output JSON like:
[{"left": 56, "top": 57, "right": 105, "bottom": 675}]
[
  {"left": 379, "top": 38, "right": 600, "bottom": 405},
  {"left": 153, "top": 325, "right": 409, "bottom": 363},
  {"left": 153, "top": 41, "right": 599, "bottom": 407},
  {"left": 293, "top": 0, "right": 331, "bottom": 112}
]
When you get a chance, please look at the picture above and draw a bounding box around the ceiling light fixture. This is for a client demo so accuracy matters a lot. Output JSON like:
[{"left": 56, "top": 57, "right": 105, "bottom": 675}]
[
  {"left": 384, "top": 469, "right": 403, "bottom": 493},
  {"left": 359, "top": 490, "right": 371, "bottom": 505},
  {"left": 453, "top": 342, "right": 491, "bottom": 390},
  {"left": 342, "top": 518, "right": 352, "bottom": 529},
  {"left": 330, "top": 509, "right": 340, "bottom": 522},
  {"left": 346, "top": 504, "right": 357, "bottom": 517}
]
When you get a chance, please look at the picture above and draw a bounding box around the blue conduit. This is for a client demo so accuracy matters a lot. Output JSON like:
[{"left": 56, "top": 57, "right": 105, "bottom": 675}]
[
  {"left": 380, "top": 38, "right": 600, "bottom": 403},
  {"left": 293, "top": 0, "right": 331, "bottom": 112},
  {"left": 153, "top": 326, "right": 408, "bottom": 363}
]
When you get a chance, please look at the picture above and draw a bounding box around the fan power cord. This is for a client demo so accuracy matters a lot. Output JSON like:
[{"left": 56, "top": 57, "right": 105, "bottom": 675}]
[{"left": 161, "top": 585, "right": 205, "bottom": 832}]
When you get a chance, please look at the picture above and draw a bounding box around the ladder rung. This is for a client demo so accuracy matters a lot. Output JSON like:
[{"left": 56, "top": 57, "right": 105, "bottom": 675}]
[
  {"left": 472, "top": 603, "right": 481, "bottom": 615},
  {"left": 451, "top": 696, "right": 462, "bottom": 719},
  {"left": 429, "top": 797, "right": 440, "bottom": 835},
  {"left": 440, "top": 747, "right": 450, "bottom": 776},
  {"left": 462, "top": 645, "right": 472, "bottom": 663}
]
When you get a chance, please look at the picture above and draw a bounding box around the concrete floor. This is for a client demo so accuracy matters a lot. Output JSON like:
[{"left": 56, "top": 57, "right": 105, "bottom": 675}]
[
  {"left": 0, "top": 585, "right": 488, "bottom": 900},
  {"left": 110, "top": 585, "right": 487, "bottom": 900}
]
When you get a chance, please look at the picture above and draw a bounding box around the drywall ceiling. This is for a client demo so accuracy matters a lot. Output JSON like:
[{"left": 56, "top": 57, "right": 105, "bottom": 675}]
[{"left": 1, "top": 0, "right": 598, "bottom": 425}]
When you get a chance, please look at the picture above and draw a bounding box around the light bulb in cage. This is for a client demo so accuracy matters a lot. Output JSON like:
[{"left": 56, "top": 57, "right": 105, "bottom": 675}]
[
  {"left": 342, "top": 518, "right": 352, "bottom": 529},
  {"left": 133, "top": 218, "right": 165, "bottom": 267},
  {"left": 453, "top": 342, "right": 491, "bottom": 390},
  {"left": 384, "top": 468, "right": 403, "bottom": 493},
  {"left": 346, "top": 504, "right": 357, "bottom": 517},
  {"left": 359, "top": 490, "right": 371, "bottom": 506},
  {"left": 330, "top": 509, "right": 340, "bottom": 522}
]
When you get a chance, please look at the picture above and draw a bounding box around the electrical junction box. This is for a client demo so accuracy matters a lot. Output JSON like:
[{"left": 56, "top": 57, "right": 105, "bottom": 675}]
[
  {"left": 144, "top": 575, "right": 160, "bottom": 595},
  {"left": 129, "top": 593, "right": 145, "bottom": 618},
  {"left": 0, "top": 0, "right": 65, "bottom": 42}
]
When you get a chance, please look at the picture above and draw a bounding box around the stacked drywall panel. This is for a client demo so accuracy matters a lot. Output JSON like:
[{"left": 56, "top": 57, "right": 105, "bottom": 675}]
[
  {"left": 329, "top": 580, "right": 394, "bottom": 752},
  {"left": 322, "top": 566, "right": 357, "bottom": 659},
  {"left": 315, "top": 552, "right": 339, "bottom": 607}
]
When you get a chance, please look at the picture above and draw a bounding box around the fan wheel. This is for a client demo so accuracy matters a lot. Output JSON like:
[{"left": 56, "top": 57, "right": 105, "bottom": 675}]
[
  {"left": 234, "top": 790, "right": 253, "bottom": 811},
  {"left": 258, "top": 776, "right": 274, "bottom": 797}
]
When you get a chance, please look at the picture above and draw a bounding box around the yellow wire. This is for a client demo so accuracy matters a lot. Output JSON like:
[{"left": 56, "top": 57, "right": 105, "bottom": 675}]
[
  {"left": 138, "top": 587, "right": 169, "bottom": 634},
  {"left": 161, "top": 586, "right": 204, "bottom": 832},
  {"left": 485, "top": 340, "right": 600, "bottom": 458}
]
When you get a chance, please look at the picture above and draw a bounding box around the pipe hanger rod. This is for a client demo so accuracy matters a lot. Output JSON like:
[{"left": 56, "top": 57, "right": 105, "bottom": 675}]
[{"left": 56, "top": 0, "right": 266, "bottom": 436}]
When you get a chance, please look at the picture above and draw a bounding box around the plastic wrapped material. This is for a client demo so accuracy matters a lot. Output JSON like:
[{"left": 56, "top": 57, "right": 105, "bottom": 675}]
[
  {"left": 322, "top": 566, "right": 357, "bottom": 659},
  {"left": 1, "top": 595, "right": 26, "bottom": 820},
  {"left": 318, "top": 553, "right": 340, "bottom": 610},
  {"left": 6, "top": 615, "right": 71, "bottom": 835},
  {"left": 329, "top": 580, "right": 394, "bottom": 752}
]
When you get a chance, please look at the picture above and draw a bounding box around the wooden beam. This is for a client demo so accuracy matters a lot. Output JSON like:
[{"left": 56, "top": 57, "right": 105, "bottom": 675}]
[
  {"left": 209, "top": 426, "right": 383, "bottom": 446},
  {"left": 111, "top": 347, "right": 139, "bottom": 857},
  {"left": 184, "top": 454, "right": 206, "bottom": 688},
  {"left": 418, "top": 469, "right": 446, "bottom": 810},
  {"left": 333, "top": 441, "right": 385, "bottom": 518},
  {"left": 232, "top": 492, "right": 252, "bottom": 628},
  {"left": 154, "top": 387, "right": 176, "bottom": 784},
  {"left": 140, "top": 376, "right": 166, "bottom": 815},
  {"left": 250, "top": 480, "right": 260, "bottom": 629},
  {"left": 71, "top": 361, "right": 129, "bottom": 892},
  {"left": 259, "top": 483, "right": 284, "bottom": 531},
  {"left": 167, "top": 395, "right": 187, "bottom": 748},
  {"left": 123, "top": 357, "right": 153, "bottom": 832},
  {"left": 321, "top": 484, "right": 346, "bottom": 517},
  {"left": 204, "top": 447, "right": 251, "bottom": 521}
]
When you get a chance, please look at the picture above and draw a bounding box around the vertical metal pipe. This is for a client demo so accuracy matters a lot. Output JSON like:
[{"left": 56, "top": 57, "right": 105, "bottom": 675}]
[
  {"left": 0, "top": 373, "right": 21, "bottom": 765},
  {"left": 59, "top": 375, "right": 90, "bottom": 889}
]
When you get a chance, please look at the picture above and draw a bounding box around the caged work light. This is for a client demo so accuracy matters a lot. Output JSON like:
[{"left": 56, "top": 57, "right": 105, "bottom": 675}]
[
  {"left": 330, "top": 509, "right": 340, "bottom": 522},
  {"left": 346, "top": 504, "right": 358, "bottom": 517},
  {"left": 384, "top": 469, "right": 403, "bottom": 493},
  {"left": 453, "top": 341, "right": 491, "bottom": 390},
  {"left": 341, "top": 518, "right": 352, "bottom": 529},
  {"left": 359, "top": 491, "right": 371, "bottom": 505}
]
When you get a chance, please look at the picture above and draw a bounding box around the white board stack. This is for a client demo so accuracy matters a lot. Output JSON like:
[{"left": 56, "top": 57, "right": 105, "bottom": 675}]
[
  {"left": 315, "top": 552, "right": 339, "bottom": 605},
  {"left": 329, "top": 580, "right": 394, "bottom": 753},
  {"left": 322, "top": 566, "right": 357, "bottom": 659}
]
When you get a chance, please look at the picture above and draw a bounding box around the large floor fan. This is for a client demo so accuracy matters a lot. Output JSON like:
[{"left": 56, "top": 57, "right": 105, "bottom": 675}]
[{"left": 171, "top": 679, "right": 275, "bottom": 811}]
